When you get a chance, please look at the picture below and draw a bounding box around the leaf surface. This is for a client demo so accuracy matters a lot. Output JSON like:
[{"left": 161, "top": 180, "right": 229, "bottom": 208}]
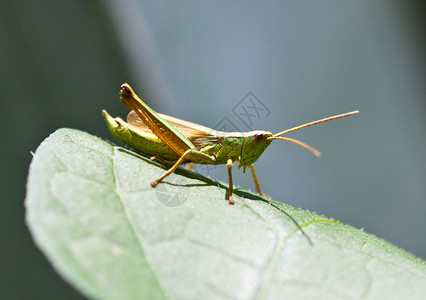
[{"left": 26, "top": 128, "right": 426, "bottom": 299}]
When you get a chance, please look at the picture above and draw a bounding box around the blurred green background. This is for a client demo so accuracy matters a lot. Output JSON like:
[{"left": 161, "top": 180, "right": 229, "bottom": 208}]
[{"left": 2, "top": 1, "right": 425, "bottom": 298}]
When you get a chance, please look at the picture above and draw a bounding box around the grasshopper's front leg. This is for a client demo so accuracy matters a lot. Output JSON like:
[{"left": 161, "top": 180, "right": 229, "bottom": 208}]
[
  {"left": 227, "top": 159, "right": 235, "bottom": 205},
  {"left": 247, "top": 165, "right": 270, "bottom": 199}
]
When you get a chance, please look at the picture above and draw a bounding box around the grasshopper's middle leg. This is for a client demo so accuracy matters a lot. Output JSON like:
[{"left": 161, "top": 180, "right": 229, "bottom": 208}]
[
  {"left": 151, "top": 150, "right": 215, "bottom": 188},
  {"left": 184, "top": 162, "right": 196, "bottom": 170},
  {"left": 149, "top": 156, "right": 175, "bottom": 167},
  {"left": 151, "top": 149, "right": 193, "bottom": 187},
  {"left": 227, "top": 159, "right": 235, "bottom": 205}
]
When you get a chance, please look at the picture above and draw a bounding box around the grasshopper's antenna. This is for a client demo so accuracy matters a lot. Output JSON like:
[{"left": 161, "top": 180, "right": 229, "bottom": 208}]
[
  {"left": 273, "top": 111, "right": 359, "bottom": 137},
  {"left": 267, "top": 111, "right": 359, "bottom": 157},
  {"left": 267, "top": 136, "right": 321, "bottom": 157}
]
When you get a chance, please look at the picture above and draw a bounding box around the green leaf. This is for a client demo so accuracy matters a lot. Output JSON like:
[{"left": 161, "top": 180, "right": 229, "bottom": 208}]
[{"left": 26, "top": 128, "right": 426, "bottom": 300}]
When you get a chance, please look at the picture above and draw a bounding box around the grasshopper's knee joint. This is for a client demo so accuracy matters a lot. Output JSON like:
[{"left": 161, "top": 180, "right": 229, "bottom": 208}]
[
  {"left": 227, "top": 159, "right": 233, "bottom": 169},
  {"left": 151, "top": 180, "right": 158, "bottom": 187}
]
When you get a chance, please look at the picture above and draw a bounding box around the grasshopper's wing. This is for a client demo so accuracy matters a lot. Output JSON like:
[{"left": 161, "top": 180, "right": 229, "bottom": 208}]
[
  {"left": 121, "top": 84, "right": 198, "bottom": 156},
  {"left": 128, "top": 111, "right": 218, "bottom": 149}
]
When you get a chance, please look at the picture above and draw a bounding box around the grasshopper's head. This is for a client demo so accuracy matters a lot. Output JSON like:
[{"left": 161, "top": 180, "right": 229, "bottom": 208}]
[
  {"left": 240, "top": 110, "right": 359, "bottom": 167},
  {"left": 240, "top": 131, "right": 273, "bottom": 166}
]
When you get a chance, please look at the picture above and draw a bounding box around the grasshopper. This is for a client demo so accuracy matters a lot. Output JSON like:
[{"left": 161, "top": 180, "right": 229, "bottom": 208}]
[{"left": 103, "top": 83, "right": 358, "bottom": 205}]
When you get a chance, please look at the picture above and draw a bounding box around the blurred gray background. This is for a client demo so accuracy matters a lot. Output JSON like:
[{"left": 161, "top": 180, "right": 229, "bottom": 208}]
[{"left": 1, "top": 0, "right": 425, "bottom": 298}]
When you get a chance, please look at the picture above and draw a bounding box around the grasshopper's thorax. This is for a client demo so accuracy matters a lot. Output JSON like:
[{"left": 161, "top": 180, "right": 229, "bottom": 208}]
[{"left": 240, "top": 130, "right": 273, "bottom": 166}]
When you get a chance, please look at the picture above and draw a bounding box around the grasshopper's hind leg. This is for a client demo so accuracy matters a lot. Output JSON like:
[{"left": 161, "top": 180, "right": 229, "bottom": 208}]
[
  {"left": 226, "top": 159, "right": 235, "bottom": 205},
  {"left": 248, "top": 165, "right": 270, "bottom": 199}
]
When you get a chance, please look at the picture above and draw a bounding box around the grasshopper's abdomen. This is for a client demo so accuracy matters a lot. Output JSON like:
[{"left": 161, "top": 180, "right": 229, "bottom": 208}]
[{"left": 103, "top": 110, "right": 180, "bottom": 161}]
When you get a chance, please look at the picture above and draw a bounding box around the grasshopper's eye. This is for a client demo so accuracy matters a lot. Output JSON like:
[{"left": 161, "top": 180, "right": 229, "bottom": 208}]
[{"left": 252, "top": 133, "right": 264, "bottom": 143}]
